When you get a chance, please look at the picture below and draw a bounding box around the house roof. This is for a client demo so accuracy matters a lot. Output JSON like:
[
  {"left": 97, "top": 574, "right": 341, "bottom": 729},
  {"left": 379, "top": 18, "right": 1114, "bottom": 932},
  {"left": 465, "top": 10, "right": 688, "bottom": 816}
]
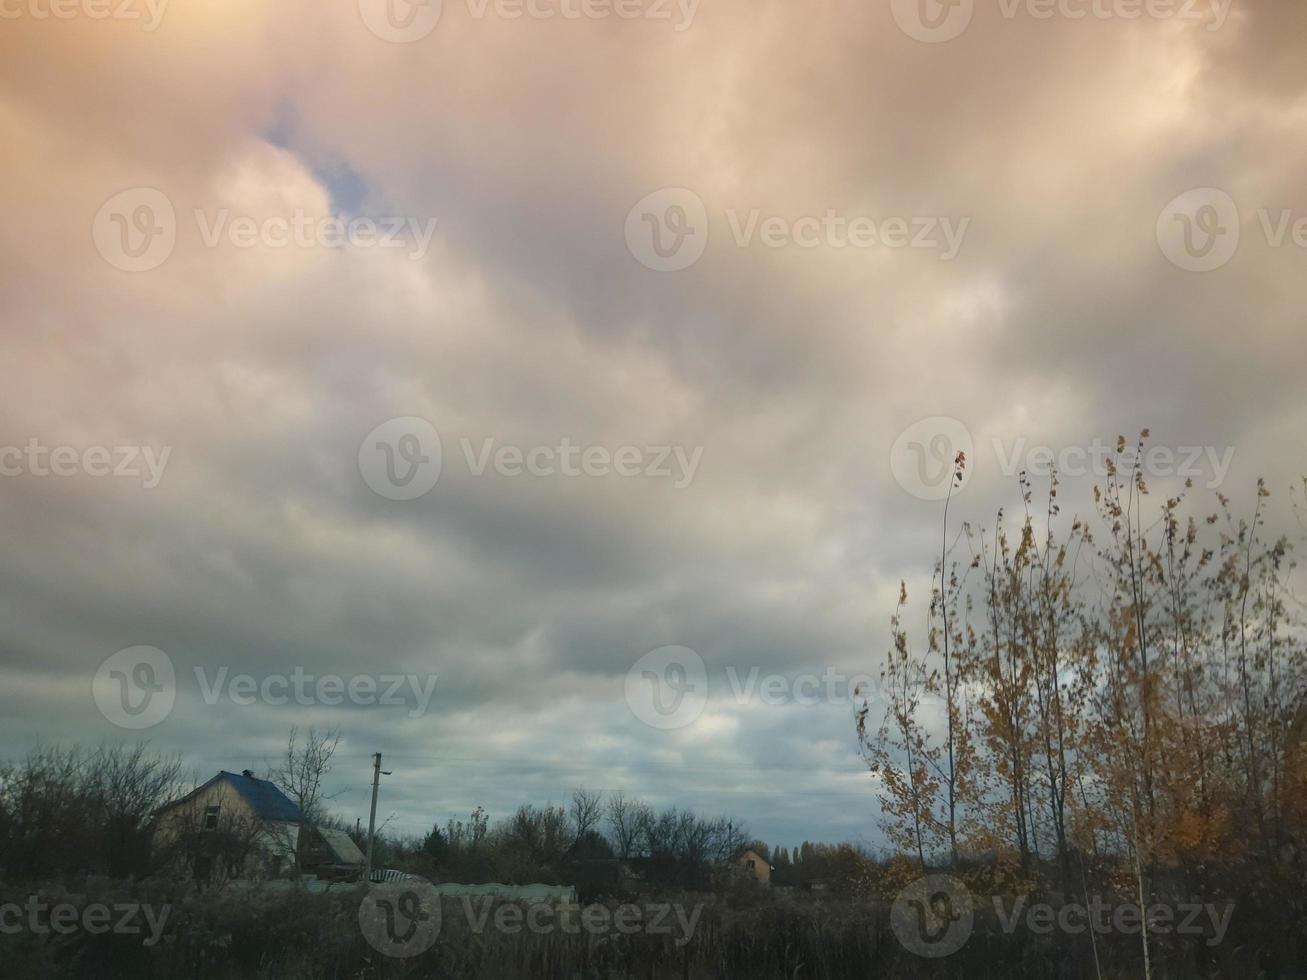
[
  {"left": 222, "top": 771, "right": 303, "bottom": 822},
  {"left": 157, "top": 770, "right": 304, "bottom": 823},
  {"left": 317, "top": 827, "right": 365, "bottom": 865}
]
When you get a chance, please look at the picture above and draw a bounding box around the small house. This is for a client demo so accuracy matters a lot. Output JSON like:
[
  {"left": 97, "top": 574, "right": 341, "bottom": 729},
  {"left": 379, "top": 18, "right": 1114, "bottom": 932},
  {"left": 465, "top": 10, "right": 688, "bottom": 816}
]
[
  {"left": 736, "top": 847, "right": 772, "bottom": 885},
  {"left": 153, "top": 770, "right": 303, "bottom": 883}
]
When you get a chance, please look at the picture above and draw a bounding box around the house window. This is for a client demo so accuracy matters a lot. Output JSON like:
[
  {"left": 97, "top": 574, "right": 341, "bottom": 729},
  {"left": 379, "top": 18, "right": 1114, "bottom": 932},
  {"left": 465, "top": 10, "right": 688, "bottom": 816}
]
[
  {"left": 204, "top": 804, "right": 220, "bottom": 830},
  {"left": 746, "top": 859, "right": 755, "bottom": 870}
]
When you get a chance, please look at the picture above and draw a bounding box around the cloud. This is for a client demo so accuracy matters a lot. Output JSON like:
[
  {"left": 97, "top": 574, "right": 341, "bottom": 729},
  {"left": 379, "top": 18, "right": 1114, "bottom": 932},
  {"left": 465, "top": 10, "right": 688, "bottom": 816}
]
[{"left": 0, "top": 0, "right": 1304, "bottom": 848}]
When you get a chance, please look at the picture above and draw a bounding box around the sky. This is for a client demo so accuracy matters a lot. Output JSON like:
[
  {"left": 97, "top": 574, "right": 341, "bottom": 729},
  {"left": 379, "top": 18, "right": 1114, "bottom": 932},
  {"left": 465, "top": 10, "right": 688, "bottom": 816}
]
[{"left": 1, "top": 0, "right": 1305, "bottom": 850}]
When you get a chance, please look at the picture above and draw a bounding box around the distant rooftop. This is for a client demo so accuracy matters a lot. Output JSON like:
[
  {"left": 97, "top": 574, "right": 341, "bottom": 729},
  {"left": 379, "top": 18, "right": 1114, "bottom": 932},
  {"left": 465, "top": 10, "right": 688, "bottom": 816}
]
[
  {"left": 158, "top": 769, "right": 304, "bottom": 823},
  {"left": 220, "top": 770, "right": 303, "bottom": 823},
  {"left": 317, "top": 826, "right": 365, "bottom": 865}
]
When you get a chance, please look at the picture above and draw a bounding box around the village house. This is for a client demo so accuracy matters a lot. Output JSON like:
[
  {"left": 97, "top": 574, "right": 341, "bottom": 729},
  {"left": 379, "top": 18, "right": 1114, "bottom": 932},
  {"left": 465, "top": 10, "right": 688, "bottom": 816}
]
[
  {"left": 736, "top": 847, "right": 772, "bottom": 885},
  {"left": 153, "top": 770, "right": 304, "bottom": 883}
]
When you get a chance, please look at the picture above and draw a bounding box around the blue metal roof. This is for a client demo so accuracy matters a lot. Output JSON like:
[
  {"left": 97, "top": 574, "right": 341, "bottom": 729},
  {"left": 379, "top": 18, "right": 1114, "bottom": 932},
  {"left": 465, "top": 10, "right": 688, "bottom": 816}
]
[{"left": 218, "top": 770, "right": 303, "bottom": 822}]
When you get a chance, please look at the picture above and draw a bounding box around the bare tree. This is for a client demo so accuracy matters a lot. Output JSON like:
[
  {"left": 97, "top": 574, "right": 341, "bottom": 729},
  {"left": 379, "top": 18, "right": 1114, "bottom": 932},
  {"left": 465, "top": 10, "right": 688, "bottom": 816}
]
[
  {"left": 267, "top": 726, "right": 341, "bottom": 826},
  {"left": 635, "top": 804, "right": 751, "bottom": 886},
  {"left": 0, "top": 743, "right": 183, "bottom": 879},
  {"left": 569, "top": 788, "right": 603, "bottom": 840},
  {"left": 92, "top": 743, "right": 186, "bottom": 876},
  {"left": 605, "top": 790, "right": 647, "bottom": 859}
]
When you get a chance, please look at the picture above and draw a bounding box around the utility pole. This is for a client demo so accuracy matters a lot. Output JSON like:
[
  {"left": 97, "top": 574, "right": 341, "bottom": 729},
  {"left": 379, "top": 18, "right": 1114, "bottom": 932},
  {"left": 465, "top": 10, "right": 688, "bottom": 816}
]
[{"left": 364, "top": 752, "right": 390, "bottom": 883}]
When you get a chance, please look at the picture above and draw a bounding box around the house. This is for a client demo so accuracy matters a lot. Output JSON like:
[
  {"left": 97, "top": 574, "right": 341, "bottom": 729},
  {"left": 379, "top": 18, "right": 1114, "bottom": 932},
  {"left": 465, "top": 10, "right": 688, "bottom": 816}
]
[
  {"left": 736, "top": 847, "right": 772, "bottom": 885},
  {"left": 153, "top": 770, "right": 303, "bottom": 883},
  {"left": 298, "top": 826, "right": 366, "bottom": 881}
]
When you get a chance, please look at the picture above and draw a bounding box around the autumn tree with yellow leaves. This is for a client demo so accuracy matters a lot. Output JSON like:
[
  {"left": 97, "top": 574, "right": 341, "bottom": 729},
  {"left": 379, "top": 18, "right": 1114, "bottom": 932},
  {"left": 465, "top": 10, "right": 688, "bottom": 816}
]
[{"left": 862, "top": 432, "right": 1307, "bottom": 972}]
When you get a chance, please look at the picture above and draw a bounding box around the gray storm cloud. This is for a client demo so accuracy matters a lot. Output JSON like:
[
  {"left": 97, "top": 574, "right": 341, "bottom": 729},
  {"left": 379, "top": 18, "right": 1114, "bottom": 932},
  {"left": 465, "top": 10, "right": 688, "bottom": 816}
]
[{"left": 0, "top": 0, "right": 1304, "bottom": 845}]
